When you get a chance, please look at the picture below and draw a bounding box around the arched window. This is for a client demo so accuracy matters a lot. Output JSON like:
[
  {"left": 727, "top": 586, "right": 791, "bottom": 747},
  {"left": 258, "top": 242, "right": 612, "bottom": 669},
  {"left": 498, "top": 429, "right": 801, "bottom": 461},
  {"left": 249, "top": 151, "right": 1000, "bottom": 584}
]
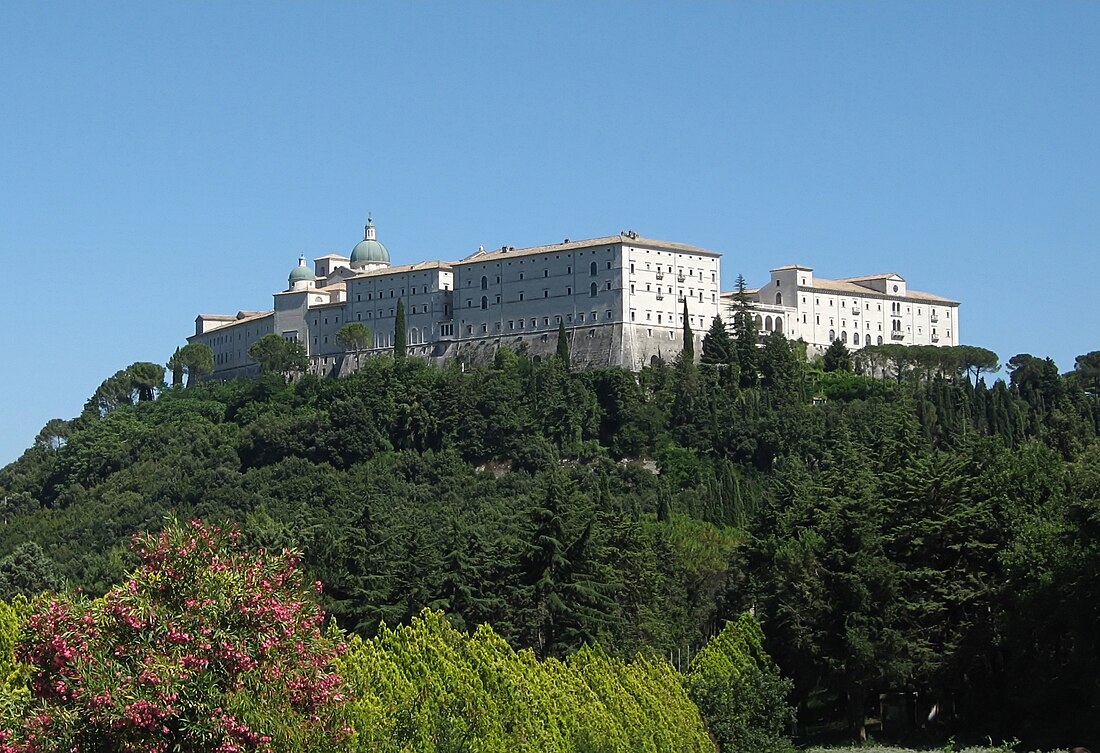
[
  {"left": 775, "top": 318, "right": 783, "bottom": 334},
  {"left": 775, "top": 291, "right": 783, "bottom": 305},
  {"left": 853, "top": 332, "right": 860, "bottom": 346},
  {"left": 841, "top": 331, "right": 847, "bottom": 344},
  {"left": 411, "top": 327, "right": 419, "bottom": 344},
  {"left": 590, "top": 282, "right": 598, "bottom": 297},
  {"left": 480, "top": 296, "right": 488, "bottom": 310},
  {"left": 480, "top": 276, "right": 488, "bottom": 290},
  {"left": 829, "top": 329, "right": 835, "bottom": 342},
  {"left": 877, "top": 335, "right": 883, "bottom": 345},
  {"left": 765, "top": 315, "right": 773, "bottom": 331},
  {"left": 590, "top": 261, "right": 598, "bottom": 276},
  {"left": 754, "top": 315, "right": 763, "bottom": 329}
]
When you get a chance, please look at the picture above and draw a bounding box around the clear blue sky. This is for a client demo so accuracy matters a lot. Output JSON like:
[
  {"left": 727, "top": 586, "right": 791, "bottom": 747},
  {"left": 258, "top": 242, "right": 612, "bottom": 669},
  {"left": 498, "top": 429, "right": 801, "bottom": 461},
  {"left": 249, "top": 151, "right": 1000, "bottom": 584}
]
[{"left": 2, "top": 2, "right": 1098, "bottom": 465}]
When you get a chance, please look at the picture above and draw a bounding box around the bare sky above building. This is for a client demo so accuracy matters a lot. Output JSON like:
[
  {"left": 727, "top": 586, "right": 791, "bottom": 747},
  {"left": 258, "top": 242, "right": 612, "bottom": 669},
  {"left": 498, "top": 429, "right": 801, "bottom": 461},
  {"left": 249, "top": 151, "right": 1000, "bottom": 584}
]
[{"left": 1, "top": 1, "right": 1097, "bottom": 464}]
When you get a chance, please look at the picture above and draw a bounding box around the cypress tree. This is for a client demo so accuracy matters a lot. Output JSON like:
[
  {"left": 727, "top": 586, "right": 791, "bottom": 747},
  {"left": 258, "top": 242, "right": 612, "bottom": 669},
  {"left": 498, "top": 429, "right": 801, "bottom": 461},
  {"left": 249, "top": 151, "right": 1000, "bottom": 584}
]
[
  {"left": 682, "top": 299, "right": 694, "bottom": 363},
  {"left": 394, "top": 299, "right": 407, "bottom": 360},
  {"left": 167, "top": 347, "right": 184, "bottom": 388},
  {"left": 556, "top": 320, "right": 570, "bottom": 368}
]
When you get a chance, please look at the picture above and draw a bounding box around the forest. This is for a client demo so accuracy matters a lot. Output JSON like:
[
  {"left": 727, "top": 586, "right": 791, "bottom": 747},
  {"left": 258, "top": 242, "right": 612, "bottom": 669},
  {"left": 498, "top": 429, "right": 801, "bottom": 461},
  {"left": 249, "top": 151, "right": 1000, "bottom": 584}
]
[{"left": 1, "top": 314, "right": 1099, "bottom": 749}]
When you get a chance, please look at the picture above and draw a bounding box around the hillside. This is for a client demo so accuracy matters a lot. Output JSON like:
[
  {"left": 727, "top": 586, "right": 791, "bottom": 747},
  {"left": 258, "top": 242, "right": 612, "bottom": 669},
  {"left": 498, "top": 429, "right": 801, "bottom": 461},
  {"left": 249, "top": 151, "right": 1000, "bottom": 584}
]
[{"left": 2, "top": 335, "right": 1099, "bottom": 746}]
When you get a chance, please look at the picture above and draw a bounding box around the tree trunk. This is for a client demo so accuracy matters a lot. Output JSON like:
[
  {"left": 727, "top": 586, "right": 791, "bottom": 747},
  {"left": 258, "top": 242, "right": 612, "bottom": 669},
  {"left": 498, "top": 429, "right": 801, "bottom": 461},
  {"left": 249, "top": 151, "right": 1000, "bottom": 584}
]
[{"left": 847, "top": 681, "right": 868, "bottom": 742}]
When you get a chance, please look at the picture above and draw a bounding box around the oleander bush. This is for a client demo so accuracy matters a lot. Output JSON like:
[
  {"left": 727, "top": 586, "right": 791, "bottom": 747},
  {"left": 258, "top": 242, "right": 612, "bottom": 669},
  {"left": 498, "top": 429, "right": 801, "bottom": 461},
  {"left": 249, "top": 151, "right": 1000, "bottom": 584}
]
[{"left": 0, "top": 519, "right": 349, "bottom": 753}]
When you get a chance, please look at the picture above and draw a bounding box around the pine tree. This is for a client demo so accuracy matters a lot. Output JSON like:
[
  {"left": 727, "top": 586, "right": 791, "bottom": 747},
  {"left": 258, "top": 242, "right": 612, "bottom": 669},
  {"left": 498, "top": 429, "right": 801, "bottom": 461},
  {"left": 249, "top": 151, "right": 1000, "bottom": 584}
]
[
  {"left": 732, "top": 274, "right": 759, "bottom": 387},
  {"left": 701, "top": 315, "right": 733, "bottom": 366},
  {"left": 823, "top": 338, "right": 852, "bottom": 372},
  {"left": 394, "top": 299, "right": 407, "bottom": 360}
]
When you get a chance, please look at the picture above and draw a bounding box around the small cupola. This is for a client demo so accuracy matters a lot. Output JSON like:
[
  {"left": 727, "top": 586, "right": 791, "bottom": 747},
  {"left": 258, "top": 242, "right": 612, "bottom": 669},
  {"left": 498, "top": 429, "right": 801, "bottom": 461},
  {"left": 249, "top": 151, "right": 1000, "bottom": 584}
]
[{"left": 288, "top": 255, "right": 315, "bottom": 290}]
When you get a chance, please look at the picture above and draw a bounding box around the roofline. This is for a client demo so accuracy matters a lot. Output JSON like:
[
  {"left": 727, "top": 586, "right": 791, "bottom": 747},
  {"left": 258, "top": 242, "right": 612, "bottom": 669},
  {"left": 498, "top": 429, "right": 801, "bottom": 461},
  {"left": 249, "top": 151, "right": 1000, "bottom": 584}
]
[
  {"left": 795, "top": 282, "right": 959, "bottom": 305},
  {"left": 452, "top": 233, "right": 719, "bottom": 265}
]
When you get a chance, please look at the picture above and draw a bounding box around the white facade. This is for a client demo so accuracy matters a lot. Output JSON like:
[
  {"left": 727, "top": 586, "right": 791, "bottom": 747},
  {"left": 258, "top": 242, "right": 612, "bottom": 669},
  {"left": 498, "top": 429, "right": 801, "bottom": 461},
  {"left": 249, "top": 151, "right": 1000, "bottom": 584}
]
[
  {"left": 188, "top": 225, "right": 721, "bottom": 375},
  {"left": 725, "top": 265, "right": 961, "bottom": 353},
  {"left": 188, "top": 222, "right": 961, "bottom": 377}
]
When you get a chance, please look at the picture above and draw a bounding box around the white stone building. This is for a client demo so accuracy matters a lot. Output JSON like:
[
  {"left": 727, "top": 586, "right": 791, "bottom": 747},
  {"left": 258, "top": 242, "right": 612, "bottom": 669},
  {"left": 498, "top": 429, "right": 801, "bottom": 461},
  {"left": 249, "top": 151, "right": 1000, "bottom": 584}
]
[
  {"left": 189, "top": 221, "right": 722, "bottom": 376},
  {"left": 724, "top": 265, "right": 961, "bottom": 354}
]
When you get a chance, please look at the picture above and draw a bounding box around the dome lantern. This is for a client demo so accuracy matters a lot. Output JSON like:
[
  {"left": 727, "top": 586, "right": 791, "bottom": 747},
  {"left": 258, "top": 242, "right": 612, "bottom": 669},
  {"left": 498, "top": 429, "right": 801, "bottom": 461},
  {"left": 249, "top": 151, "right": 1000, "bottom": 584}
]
[{"left": 350, "top": 215, "right": 391, "bottom": 269}]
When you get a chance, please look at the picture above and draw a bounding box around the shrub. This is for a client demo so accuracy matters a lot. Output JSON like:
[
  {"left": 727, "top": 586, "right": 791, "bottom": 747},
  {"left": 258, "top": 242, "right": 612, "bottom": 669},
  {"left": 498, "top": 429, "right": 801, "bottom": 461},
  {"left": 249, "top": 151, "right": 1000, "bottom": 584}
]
[
  {"left": 685, "top": 613, "right": 795, "bottom": 753},
  {"left": 0, "top": 519, "right": 348, "bottom": 753}
]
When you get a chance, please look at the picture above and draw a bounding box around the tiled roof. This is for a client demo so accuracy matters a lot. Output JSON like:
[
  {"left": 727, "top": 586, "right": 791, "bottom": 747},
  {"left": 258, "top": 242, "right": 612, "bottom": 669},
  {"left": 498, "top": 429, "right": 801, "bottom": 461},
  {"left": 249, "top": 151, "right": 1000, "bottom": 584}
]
[
  {"left": 454, "top": 233, "right": 719, "bottom": 265},
  {"left": 348, "top": 260, "right": 453, "bottom": 279},
  {"left": 835, "top": 272, "right": 904, "bottom": 283}
]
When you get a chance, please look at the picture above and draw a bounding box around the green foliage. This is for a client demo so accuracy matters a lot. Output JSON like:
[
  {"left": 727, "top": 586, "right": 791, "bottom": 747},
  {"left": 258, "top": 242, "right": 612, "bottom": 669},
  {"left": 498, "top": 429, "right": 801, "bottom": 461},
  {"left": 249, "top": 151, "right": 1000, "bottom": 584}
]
[
  {"left": 685, "top": 613, "right": 794, "bottom": 753},
  {"left": 249, "top": 334, "right": 308, "bottom": 377},
  {"left": 171, "top": 342, "right": 215, "bottom": 386},
  {"left": 83, "top": 362, "right": 166, "bottom": 417},
  {"left": 393, "top": 299, "right": 406, "bottom": 360},
  {"left": 0, "top": 598, "right": 30, "bottom": 711},
  {"left": 732, "top": 275, "right": 758, "bottom": 387},
  {"left": 1, "top": 519, "right": 348, "bottom": 752},
  {"left": 0, "top": 544, "right": 64, "bottom": 601},
  {"left": 336, "top": 322, "right": 372, "bottom": 354},
  {"left": 4, "top": 340, "right": 1100, "bottom": 747},
  {"left": 700, "top": 315, "right": 732, "bottom": 367},
  {"left": 556, "top": 319, "right": 571, "bottom": 367},
  {"left": 682, "top": 299, "right": 695, "bottom": 363},
  {"left": 338, "top": 608, "right": 715, "bottom": 753},
  {"left": 822, "top": 339, "right": 852, "bottom": 372}
]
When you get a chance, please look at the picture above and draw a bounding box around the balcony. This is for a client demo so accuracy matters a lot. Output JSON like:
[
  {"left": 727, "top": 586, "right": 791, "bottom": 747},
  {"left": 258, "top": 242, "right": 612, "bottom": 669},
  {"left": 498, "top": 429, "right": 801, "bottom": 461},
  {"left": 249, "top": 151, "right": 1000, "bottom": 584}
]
[
  {"left": 891, "top": 331, "right": 905, "bottom": 340},
  {"left": 931, "top": 334, "right": 940, "bottom": 342},
  {"left": 655, "top": 294, "right": 664, "bottom": 300},
  {"left": 930, "top": 314, "right": 939, "bottom": 323},
  {"left": 677, "top": 275, "right": 685, "bottom": 283},
  {"left": 852, "top": 307, "right": 860, "bottom": 316},
  {"left": 655, "top": 272, "right": 664, "bottom": 280}
]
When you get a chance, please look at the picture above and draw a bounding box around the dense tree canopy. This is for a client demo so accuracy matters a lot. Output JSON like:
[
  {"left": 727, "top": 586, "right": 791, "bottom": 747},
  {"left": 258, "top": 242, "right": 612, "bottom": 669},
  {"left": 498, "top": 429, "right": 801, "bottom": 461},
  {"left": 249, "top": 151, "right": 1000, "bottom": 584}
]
[{"left": 2, "top": 337, "right": 1100, "bottom": 747}]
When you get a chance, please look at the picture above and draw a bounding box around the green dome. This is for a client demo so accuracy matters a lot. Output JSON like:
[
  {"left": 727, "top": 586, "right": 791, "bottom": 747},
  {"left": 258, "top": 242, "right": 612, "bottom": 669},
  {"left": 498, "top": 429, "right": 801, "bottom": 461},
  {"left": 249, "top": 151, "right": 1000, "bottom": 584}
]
[
  {"left": 289, "top": 256, "right": 314, "bottom": 283},
  {"left": 351, "top": 218, "right": 390, "bottom": 265}
]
